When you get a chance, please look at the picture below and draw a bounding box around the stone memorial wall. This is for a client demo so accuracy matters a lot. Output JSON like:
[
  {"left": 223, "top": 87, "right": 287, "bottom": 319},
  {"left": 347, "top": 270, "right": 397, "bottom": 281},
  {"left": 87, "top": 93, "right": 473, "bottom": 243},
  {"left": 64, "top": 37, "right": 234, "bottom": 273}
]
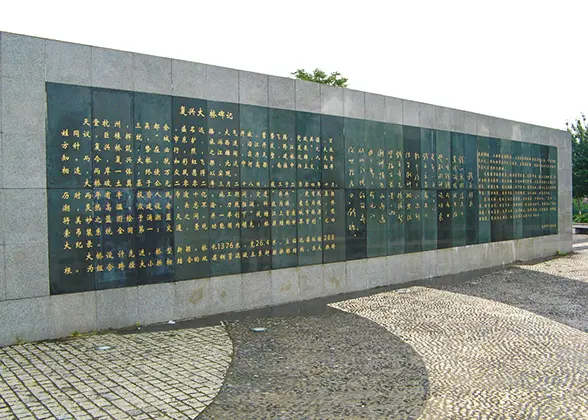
[{"left": 0, "top": 32, "right": 572, "bottom": 346}]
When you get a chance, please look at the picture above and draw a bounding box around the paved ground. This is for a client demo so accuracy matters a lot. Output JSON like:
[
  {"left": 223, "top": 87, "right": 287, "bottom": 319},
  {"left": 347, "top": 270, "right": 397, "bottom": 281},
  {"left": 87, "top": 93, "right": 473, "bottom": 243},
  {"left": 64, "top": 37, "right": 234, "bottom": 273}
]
[
  {"left": 1, "top": 238, "right": 587, "bottom": 419},
  {"left": 199, "top": 312, "right": 428, "bottom": 419},
  {"left": 0, "top": 328, "right": 231, "bottom": 419}
]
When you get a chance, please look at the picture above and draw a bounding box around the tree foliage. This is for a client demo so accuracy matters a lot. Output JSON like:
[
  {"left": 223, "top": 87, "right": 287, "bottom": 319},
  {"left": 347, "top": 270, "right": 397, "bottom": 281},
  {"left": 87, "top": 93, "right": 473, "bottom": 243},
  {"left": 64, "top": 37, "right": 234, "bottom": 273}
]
[
  {"left": 291, "top": 68, "right": 349, "bottom": 87},
  {"left": 567, "top": 114, "right": 588, "bottom": 198}
]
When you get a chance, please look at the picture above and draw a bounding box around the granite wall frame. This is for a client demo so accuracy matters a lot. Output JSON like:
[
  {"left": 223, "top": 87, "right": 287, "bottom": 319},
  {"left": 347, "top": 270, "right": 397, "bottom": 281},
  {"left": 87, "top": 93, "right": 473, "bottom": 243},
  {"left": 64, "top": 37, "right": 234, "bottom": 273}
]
[{"left": 0, "top": 31, "right": 573, "bottom": 346}]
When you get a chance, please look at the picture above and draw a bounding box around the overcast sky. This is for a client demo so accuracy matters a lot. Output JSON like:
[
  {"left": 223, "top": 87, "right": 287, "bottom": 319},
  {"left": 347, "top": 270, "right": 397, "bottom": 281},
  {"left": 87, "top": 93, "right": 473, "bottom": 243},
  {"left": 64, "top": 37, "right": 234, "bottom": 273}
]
[{"left": 1, "top": 0, "right": 585, "bottom": 130}]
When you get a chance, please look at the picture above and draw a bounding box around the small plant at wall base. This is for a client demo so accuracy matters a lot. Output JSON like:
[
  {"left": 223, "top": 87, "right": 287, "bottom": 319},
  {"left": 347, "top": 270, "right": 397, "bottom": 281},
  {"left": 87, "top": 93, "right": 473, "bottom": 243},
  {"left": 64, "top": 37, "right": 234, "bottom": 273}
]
[{"left": 291, "top": 69, "right": 349, "bottom": 87}]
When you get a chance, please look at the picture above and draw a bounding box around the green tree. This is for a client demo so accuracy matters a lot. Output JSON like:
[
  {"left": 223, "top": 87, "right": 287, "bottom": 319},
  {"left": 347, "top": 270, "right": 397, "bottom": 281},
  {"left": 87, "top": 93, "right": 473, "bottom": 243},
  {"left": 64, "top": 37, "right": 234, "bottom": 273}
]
[
  {"left": 567, "top": 114, "right": 588, "bottom": 198},
  {"left": 291, "top": 68, "right": 349, "bottom": 87}
]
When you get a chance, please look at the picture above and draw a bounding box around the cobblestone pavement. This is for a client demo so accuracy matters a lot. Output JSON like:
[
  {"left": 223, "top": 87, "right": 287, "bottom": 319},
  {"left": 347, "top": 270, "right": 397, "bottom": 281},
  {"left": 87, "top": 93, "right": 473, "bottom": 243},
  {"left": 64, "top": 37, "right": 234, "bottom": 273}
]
[
  {"left": 0, "top": 327, "right": 232, "bottom": 419},
  {"left": 200, "top": 312, "right": 428, "bottom": 419},
  {"left": 333, "top": 247, "right": 588, "bottom": 419}
]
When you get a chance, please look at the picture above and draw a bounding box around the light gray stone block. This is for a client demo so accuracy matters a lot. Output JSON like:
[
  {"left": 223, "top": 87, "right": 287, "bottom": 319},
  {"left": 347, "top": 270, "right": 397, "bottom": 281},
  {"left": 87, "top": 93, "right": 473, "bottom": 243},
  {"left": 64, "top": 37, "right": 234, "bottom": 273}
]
[
  {"left": 50, "top": 291, "right": 96, "bottom": 338},
  {"left": 91, "top": 47, "right": 133, "bottom": 90},
  {"left": 449, "top": 108, "right": 465, "bottom": 134},
  {"left": 1, "top": 77, "right": 45, "bottom": 136},
  {"left": 477, "top": 114, "right": 491, "bottom": 137},
  {"left": 323, "top": 262, "right": 346, "bottom": 296},
  {"left": 242, "top": 271, "right": 271, "bottom": 310},
  {"left": 138, "top": 283, "right": 174, "bottom": 326},
  {"left": 385, "top": 96, "right": 403, "bottom": 124},
  {"left": 1, "top": 33, "right": 45, "bottom": 80},
  {"left": 133, "top": 53, "right": 172, "bottom": 95},
  {"left": 0, "top": 246, "right": 4, "bottom": 300},
  {"left": 96, "top": 287, "right": 138, "bottom": 330},
  {"left": 421, "top": 251, "right": 437, "bottom": 279},
  {"left": 463, "top": 111, "right": 477, "bottom": 136},
  {"left": 452, "top": 246, "right": 473, "bottom": 274},
  {"left": 298, "top": 265, "right": 324, "bottom": 300},
  {"left": 386, "top": 254, "right": 406, "bottom": 285},
  {"left": 2, "top": 189, "right": 47, "bottom": 245},
  {"left": 402, "top": 252, "right": 423, "bottom": 282},
  {"left": 5, "top": 242, "right": 49, "bottom": 299},
  {"left": 268, "top": 76, "right": 295, "bottom": 110},
  {"left": 46, "top": 40, "right": 91, "bottom": 85},
  {"left": 559, "top": 233, "right": 572, "bottom": 253},
  {"left": 365, "top": 92, "right": 386, "bottom": 122},
  {"left": 239, "top": 71, "right": 268, "bottom": 107},
  {"left": 2, "top": 133, "right": 46, "bottom": 188},
  {"left": 515, "top": 238, "right": 535, "bottom": 262},
  {"left": 174, "top": 278, "right": 210, "bottom": 320},
  {"left": 171, "top": 59, "right": 207, "bottom": 98},
  {"left": 402, "top": 99, "right": 419, "bottom": 126},
  {"left": 343, "top": 89, "right": 365, "bottom": 119},
  {"left": 295, "top": 79, "right": 320, "bottom": 113},
  {"left": 206, "top": 65, "right": 238, "bottom": 103},
  {"left": 419, "top": 102, "right": 436, "bottom": 129},
  {"left": 366, "top": 256, "right": 387, "bottom": 289},
  {"left": 320, "top": 85, "right": 343, "bottom": 116},
  {"left": 510, "top": 123, "right": 523, "bottom": 141},
  {"left": 0, "top": 296, "right": 52, "bottom": 346},
  {"left": 210, "top": 274, "right": 243, "bottom": 313},
  {"left": 436, "top": 248, "right": 453, "bottom": 277},
  {"left": 345, "top": 259, "right": 368, "bottom": 292},
  {"left": 490, "top": 241, "right": 515, "bottom": 267},
  {"left": 434, "top": 106, "right": 451, "bottom": 131},
  {"left": 271, "top": 267, "right": 299, "bottom": 305}
]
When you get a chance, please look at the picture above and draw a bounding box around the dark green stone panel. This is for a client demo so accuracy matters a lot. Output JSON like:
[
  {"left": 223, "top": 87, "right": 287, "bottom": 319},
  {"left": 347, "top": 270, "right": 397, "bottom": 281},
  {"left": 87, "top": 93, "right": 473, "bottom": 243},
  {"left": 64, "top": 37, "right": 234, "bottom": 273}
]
[
  {"left": 48, "top": 189, "right": 95, "bottom": 294},
  {"left": 134, "top": 93, "right": 172, "bottom": 189},
  {"left": 346, "top": 189, "right": 367, "bottom": 260},
  {"left": 297, "top": 189, "right": 323, "bottom": 266},
  {"left": 322, "top": 189, "right": 346, "bottom": 263},
  {"left": 365, "top": 121, "right": 387, "bottom": 189},
  {"left": 207, "top": 102, "right": 240, "bottom": 189},
  {"left": 271, "top": 189, "right": 298, "bottom": 269},
  {"left": 476, "top": 136, "right": 490, "bottom": 191},
  {"left": 549, "top": 146, "right": 558, "bottom": 235},
  {"left": 512, "top": 140, "right": 523, "bottom": 191},
  {"left": 466, "top": 191, "right": 479, "bottom": 245},
  {"left": 422, "top": 190, "right": 437, "bottom": 251},
  {"left": 91, "top": 89, "right": 134, "bottom": 189},
  {"left": 385, "top": 124, "right": 404, "bottom": 189},
  {"left": 437, "top": 190, "right": 452, "bottom": 249},
  {"left": 94, "top": 188, "right": 137, "bottom": 289},
  {"left": 240, "top": 189, "right": 271, "bottom": 272},
  {"left": 478, "top": 189, "right": 491, "bottom": 244},
  {"left": 500, "top": 139, "right": 513, "bottom": 190},
  {"left": 135, "top": 189, "right": 174, "bottom": 285},
  {"left": 209, "top": 189, "right": 241, "bottom": 276},
  {"left": 386, "top": 189, "right": 405, "bottom": 255},
  {"left": 436, "top": 130, "right": 451, "bottom": 189},
  {"left": 404, "top": 190, "right": 422, "bottom": 253},
  {"left": 46, "top": 83, "right": 92, "bottom": 189},
  {"left": 403, "top": 126, "right": 421, "bottom": 190},
  {"left": 321, "top": 115, "right": 345, "bottom": 189},
  {"left": 344, "top": 118, "right": 366, "bottom": 189},
  {"left": 173, "top": 189, "right": 210, "bottom": 281},
  {"left": 490, "top": 189, "right": 514, "bottom": 242},
  {"left": 531, "top": 143, "right": 542, "bottom": 236},
  {"left": 420, "top": 129, "right": 437, "bottom": 190},
  {"left": 296, "top": 112, "right": 322, "bottom": 188},
  {"left": 268, "top": 108, "right": 296, "bottom": 188},
  {"left": 451, "top": 132, "right": 465, "bottom": 189},
  {"left": 513, "top": 190, "right": 524, "bottom": 239},
  {"left": 464, "top": 134, "right": 478, "bottom": 190},
  {"left": 171, "top": 97, "right": 208, "bottom": 188},
  {"left": 539, "top": 145, "right": 551, "bottom": 236},
  {"left": 240, "top": 105, "right": 269, "bottom": 189},
  {"left": 367, "top": 189, "right": 387, "bottom": 257},
  {"left": 451, "top": 190, "right": 467, "bottom": 247}
]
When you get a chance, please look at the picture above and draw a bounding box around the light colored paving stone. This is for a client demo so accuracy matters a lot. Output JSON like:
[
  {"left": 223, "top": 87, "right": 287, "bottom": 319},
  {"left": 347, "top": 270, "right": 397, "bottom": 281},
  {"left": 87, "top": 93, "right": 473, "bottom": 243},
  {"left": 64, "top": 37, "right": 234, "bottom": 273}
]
[
  {"left": 0, "top": 326, "right": 232, "bottom": 419},
  {"left": 332, "top": 287, "right": 588, "bottom": 419}
]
